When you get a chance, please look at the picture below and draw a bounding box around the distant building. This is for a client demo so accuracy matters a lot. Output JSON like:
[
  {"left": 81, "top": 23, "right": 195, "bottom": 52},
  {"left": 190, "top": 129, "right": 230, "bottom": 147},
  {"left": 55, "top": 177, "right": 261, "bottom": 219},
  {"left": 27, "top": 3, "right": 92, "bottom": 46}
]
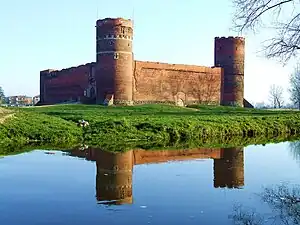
[
  {"left": 7, "top": 96, "right": 33, "bottom": 106},
  {"left": 33, "top": 95, "right": 40, "bottom": 105}
]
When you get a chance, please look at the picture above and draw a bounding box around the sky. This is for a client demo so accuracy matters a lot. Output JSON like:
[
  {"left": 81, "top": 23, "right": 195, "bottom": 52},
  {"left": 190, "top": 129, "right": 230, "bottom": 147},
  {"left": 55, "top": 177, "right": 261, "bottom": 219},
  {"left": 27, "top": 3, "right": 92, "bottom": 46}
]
[{"left": 0, "top": 0, "right": 296, "bottom": 105}]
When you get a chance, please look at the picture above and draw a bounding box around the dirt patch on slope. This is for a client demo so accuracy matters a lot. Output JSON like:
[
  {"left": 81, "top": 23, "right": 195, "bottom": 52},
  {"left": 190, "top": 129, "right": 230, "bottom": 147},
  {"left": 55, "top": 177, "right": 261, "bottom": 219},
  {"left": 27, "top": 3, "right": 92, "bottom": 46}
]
[
  {"left": 0, "top": 107, "right": 10, "bottom": 114},
  {"left": 0, "top": 108, "right": 14, "bottom": 124}
]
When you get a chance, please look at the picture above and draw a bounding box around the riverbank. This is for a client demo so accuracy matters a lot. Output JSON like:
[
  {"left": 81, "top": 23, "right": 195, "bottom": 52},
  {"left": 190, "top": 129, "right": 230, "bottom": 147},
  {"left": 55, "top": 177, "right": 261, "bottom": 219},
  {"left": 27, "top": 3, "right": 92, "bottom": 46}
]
[
  {"left": 1, "top": 104, "right": 300, "bottom": 154},
  {"left": 0, "top": 107, "right": 14, "bottom": 124}
]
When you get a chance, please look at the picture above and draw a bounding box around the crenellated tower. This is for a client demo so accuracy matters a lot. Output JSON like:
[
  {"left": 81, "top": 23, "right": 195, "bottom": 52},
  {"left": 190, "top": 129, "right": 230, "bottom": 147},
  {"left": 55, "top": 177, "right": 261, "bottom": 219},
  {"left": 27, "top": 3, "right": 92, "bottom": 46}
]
[
  {"left": 95, "top": 18, "right": 134, "bottom": 105},
  {"left": 214, "top": 36, "right": 245, "bottom": 107}
]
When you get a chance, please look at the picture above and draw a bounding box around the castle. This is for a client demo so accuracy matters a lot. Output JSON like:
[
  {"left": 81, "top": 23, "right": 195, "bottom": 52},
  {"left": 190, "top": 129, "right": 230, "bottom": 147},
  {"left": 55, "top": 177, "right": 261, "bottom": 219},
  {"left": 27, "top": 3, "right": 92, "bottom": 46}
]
[
  {"left": 40, "top": 17, "right": 252, "bottom": 107},
  {"left": 68, "top": 147, "right": 245, "bottom": 205}
]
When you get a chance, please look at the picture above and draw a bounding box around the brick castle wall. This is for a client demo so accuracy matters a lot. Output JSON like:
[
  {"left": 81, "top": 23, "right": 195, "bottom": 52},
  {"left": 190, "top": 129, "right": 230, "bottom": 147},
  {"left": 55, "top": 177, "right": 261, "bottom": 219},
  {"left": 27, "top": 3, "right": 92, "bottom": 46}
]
[
  {"left": 40, "top": 59, "right": 223, "bottom": 105},
  {"left": 40, "top": 63, "right": 95, "bottom": 104},
  {"left": 133, "top": 61, "right": 222, "bottom": 105}
]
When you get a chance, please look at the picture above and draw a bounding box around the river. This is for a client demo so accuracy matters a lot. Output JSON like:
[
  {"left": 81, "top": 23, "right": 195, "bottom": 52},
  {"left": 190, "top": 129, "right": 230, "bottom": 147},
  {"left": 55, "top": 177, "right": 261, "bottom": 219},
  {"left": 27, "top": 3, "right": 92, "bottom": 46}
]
[{"left": 1, "top": 141, "right": 300, "bottom": 224}]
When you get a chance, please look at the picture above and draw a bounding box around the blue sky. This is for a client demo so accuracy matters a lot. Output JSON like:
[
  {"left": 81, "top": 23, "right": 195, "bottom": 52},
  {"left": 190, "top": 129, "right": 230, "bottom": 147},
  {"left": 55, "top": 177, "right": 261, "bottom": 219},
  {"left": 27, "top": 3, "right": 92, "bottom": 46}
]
[{"left": 0, "top": 0, "right": 295, "bottom": 104}]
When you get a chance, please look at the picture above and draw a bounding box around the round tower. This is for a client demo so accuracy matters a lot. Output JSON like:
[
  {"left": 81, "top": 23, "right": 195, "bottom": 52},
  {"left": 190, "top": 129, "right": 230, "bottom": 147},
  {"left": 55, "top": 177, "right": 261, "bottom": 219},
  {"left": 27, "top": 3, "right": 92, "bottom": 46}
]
[
  {"left": 96, "top": 18, "right": 133, "bottom": 105},
  {"left": 95, "top": 150, "right": 133, "bottom": 205},
  {"left": 214, "top": 36, "right": 245, "bottom": 107},
  {"left": 213, "top": 147, "right": 244, "bottom": 188}
]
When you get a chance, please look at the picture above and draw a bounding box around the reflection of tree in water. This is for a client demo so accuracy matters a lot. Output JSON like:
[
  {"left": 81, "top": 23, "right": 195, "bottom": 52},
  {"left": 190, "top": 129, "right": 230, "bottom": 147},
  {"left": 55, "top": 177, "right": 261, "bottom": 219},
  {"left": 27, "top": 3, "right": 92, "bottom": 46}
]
[
  {"left": 289, "top": 141, "right": 300, "bottom": 161},
  {"left": 230, "top": 184, "right": 300, "bottom": 225},
  {"left": 230, "top": 204, "right": 264, "bottom": 225}
]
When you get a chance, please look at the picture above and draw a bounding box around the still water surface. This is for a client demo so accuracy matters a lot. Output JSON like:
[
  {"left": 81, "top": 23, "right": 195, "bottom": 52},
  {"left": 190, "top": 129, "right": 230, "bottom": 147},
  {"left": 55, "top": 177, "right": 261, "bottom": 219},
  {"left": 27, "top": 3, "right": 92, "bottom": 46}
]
[{"left": 1, "top": 141, "right": 300, "bottom": 224}]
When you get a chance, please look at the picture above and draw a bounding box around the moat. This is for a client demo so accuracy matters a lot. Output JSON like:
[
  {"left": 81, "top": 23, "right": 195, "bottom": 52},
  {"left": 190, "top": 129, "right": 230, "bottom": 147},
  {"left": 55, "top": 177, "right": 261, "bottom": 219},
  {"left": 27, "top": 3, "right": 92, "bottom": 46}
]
[{"left": 1, "top": 141, "right": 300, "bottom": 225}]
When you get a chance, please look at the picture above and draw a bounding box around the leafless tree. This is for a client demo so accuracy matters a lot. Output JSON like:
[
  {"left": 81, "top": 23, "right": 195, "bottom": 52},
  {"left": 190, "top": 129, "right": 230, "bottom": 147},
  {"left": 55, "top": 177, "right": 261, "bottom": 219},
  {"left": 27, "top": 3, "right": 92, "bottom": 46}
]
[
  {"left": 269, "top": 84, "right": 284, "bottom": 108},
  {"left": 230, "top": 184, "right": 300, "bottom": 225},
  {"left": 289, "top": 141, "right": 300, "bottom": 161},
  {"left": 289, "top": 64, "right": 300, "bottom": 109},
  {"left": 229, "top": 204, "right": 264, "bottom": 225},
  {"left": 232, "top": 0, "right": 300, "bottom": 63}
]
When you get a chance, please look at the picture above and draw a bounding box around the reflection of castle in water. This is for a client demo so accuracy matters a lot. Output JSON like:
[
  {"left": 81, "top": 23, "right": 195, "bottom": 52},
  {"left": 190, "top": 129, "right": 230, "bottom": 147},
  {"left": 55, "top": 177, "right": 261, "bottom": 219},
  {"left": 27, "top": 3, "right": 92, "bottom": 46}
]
[
  {"left": 96, "top": 150, "right": 133, "bottom": 205},
  {"left": 214, "top": 148, "right": 244, "bottom": 188},
  {"left": 67, "top": 147, "right": 244, "bottom": 205}
]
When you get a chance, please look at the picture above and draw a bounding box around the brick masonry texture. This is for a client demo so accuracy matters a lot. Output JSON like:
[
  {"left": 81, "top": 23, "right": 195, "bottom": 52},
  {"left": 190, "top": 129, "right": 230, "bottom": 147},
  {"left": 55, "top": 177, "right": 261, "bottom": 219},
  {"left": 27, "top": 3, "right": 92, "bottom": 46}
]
[
  {"left": 214, "top": 37, "right": 245, "bottom": 106},
  {"left": 133, "top": 61, "right": 222, "bottom": 105},
  {"left": 39, "top": 18, "right": 248, "bottom": 107},
  {"left": 40, "top": 63, "right": 94, "bottom": 104},
  {"left": 68, "top": 146, "right": 245, "bottom": 202}
]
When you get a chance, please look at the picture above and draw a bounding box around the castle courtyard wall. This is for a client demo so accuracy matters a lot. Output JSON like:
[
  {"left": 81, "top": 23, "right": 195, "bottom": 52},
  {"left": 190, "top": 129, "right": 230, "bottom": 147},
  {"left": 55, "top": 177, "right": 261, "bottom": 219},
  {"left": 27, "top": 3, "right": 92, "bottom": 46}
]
[
  {"left": 132, "top": 61, "right": 223, "bottom": 105},
  {"left": 41, "top": 63, "right": 94, "bottom": 104}
]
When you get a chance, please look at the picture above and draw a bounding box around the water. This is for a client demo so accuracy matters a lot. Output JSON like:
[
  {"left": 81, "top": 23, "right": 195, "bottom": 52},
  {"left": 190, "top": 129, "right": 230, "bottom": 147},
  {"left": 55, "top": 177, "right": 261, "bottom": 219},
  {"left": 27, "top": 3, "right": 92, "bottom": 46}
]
[{"left": 1, "top": 141, "right": 300, "bottom": 224}]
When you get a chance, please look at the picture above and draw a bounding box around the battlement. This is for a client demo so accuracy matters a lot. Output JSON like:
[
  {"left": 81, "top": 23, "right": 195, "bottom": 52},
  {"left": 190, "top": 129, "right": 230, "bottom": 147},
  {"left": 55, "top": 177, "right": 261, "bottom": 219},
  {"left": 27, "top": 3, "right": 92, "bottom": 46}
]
[
  {"left": 135, "top": 60, "right": 222, "bottom": 74},
  {"left": 40, "top": 69, "right": 55, "bottom": 74},
  {"left": 215, "top": 36, "right": 245, "bottom": 41},
  {"left": 96, "top": 18, "right": 133, "bottom": 28},
  {"left": 215, "top": 36, "right": 245, "bottom": 45},
  {"left": 40, "top": 62, "right": 96, "bottom": 77}
]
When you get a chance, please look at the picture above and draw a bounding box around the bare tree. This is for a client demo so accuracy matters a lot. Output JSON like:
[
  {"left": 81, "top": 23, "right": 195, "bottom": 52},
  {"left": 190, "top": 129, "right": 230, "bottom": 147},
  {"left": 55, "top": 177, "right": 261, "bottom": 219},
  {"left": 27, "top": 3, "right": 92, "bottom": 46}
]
[
  {"left": 289, "top": 64, "right": 300, "bottom": 109},
  {"left": 230, "top": 184, "right": 300, "bottom": 225},
  {"left": 269, "top": 84, "right": 284, "bottom": 108},
  {"left": 232, "top": 0, "right": 300, "bottom": 63}
]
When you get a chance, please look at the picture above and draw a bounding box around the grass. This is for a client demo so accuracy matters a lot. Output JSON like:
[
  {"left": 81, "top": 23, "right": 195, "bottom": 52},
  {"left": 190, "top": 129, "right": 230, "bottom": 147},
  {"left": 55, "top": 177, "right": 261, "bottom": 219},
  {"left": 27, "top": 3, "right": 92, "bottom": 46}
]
[
  {"left": 0, "top": 107, "right": 14, "bottom": 124},
  {"left": 1, "top": 104, "right": 300, "bottom": 154},
  {"left": 0, "top": 110, "right": 82, "bottom": 155}
]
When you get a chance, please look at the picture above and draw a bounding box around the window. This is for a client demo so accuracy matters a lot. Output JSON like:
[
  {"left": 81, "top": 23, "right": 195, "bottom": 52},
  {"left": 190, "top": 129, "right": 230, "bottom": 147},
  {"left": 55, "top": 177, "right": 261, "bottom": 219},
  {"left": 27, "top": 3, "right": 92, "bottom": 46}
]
[
  {"left": 121, "top": 26, "right": 125, "bottom": 34},
  {"left": 114, "top": 52, "right": 119, "bottom": 59}
]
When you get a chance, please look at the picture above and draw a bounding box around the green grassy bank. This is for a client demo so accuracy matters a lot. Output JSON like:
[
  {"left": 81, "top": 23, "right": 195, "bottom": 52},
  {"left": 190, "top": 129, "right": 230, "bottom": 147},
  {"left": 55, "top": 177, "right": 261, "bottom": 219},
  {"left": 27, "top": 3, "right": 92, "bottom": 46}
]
[{"left": 1, "top": 104, "right": 300, "bottom": 154}]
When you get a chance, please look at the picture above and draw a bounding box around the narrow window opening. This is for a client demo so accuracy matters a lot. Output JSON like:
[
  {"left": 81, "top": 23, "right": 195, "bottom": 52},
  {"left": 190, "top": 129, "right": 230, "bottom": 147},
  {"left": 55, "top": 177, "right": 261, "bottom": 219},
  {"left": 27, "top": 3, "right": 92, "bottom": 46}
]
[
  {"left": 121, "top": 26, "right": 125, "bottom": 34},
  {"left": 114, "top": 52, "right": 119, "bottom": 59}
]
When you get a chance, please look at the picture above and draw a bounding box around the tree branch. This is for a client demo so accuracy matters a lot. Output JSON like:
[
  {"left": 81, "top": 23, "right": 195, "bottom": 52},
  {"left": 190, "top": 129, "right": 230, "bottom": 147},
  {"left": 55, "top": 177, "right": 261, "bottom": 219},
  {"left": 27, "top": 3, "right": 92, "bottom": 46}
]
[{"left": 232, "top": 0, "right": 300, "bottom": 63}]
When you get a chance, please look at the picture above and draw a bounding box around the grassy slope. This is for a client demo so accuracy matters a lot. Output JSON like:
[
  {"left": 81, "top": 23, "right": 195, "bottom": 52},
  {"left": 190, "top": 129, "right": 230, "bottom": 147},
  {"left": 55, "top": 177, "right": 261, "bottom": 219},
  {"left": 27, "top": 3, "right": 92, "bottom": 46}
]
[
  {"left": 0, "top": 109, "right": 82, "bottom": 155},
  {"left": 11, "top": 104, "right": 299, "bottom": 151}
]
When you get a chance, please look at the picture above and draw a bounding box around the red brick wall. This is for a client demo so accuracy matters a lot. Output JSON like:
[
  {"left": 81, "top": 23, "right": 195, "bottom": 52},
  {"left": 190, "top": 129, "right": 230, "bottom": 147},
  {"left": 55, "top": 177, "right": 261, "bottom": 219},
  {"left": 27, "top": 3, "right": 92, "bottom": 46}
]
[
  {"left": 41, "top": 60, "right": 223, "bottom": 105},
  {"left": 133, "top": 61, "right": 223, "bottom": 105},
  {"left": 133, "top": 148, "right": 222, "bottom": 165},
  {"left": 96, "top": 18, "right": 134, "bottom": 105},
  {"left": 214, "top": 37, "right": 245, "bottom": 106},
  {"left": 42, "top": 64, "right": 93, "bottom": 104}
]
